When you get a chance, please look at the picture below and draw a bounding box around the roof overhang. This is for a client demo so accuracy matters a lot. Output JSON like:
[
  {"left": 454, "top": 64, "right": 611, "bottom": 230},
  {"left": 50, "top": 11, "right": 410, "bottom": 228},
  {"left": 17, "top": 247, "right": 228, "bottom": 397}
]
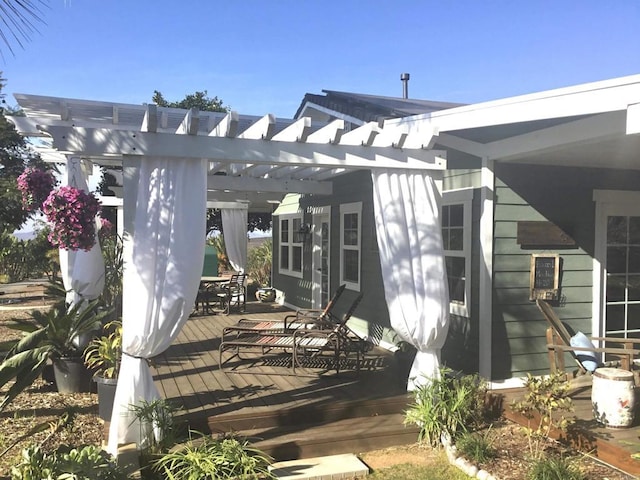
[
  {"left": 9, "top": 94, "right": 446, "bottom": 210},
  {"left": 386, "top": 74, "right": 640, "bottom": 170}
]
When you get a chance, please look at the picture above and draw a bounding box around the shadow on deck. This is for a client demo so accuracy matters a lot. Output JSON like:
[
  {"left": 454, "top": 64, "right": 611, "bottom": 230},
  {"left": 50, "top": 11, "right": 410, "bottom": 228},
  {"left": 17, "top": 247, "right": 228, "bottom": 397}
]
[{"left": 151, "top": 300, "right": 418, "bottom": 459}]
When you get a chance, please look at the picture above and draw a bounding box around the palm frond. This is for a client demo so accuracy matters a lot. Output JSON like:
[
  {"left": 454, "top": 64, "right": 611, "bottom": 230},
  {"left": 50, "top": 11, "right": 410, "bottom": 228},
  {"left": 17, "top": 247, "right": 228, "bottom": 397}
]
[{"left": 0, "top": 0, "right": 48, "bottom": 58}]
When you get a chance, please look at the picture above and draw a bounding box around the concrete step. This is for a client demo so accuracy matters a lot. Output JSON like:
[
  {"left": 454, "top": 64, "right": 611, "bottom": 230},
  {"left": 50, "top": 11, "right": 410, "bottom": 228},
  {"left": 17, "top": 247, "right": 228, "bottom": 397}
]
[{"left": 270, "top": 453, "right": 369, "bottom": 479}]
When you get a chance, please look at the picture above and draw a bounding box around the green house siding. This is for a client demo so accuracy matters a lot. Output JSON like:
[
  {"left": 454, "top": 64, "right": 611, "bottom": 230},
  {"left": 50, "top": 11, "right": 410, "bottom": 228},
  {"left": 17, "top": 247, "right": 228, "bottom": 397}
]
[
  {"left": 273, "top": 171, "right": 392, "bottom": 339},
  {"left": 491, "top": 162, "right": 640, "bottom": 380}
]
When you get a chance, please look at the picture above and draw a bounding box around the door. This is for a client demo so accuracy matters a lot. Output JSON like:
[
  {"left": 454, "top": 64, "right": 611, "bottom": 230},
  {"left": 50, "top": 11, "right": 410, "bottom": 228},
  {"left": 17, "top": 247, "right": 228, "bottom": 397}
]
[
  {"left": 312, "top": 210, "right": 330, "bottom": 309},
  {"left": 594, "top": 190, "right": 640, "bottom": 340},
  {"left": 604, "top": 214, "right": 640, "bottom": 338}
]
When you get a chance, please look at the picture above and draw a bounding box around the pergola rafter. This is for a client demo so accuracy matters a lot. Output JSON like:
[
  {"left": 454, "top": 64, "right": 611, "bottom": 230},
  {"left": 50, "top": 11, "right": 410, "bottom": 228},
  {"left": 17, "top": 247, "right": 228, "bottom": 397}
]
[{"left": 10, "top": 93, "right": 446, "bottom": 210}]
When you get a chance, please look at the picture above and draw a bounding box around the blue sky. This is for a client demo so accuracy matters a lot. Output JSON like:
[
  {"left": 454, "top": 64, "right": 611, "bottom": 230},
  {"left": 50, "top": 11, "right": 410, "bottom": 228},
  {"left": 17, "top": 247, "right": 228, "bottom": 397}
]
[{"left": 2, "top": 0, "right": 640, "bottom": 119}]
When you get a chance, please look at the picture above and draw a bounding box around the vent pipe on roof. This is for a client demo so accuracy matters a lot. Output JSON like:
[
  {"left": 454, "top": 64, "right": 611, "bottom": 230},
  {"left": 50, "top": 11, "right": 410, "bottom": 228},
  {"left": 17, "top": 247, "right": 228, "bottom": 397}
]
[{"left": 400, "top": 73, "right": 410, "bottom": 99}]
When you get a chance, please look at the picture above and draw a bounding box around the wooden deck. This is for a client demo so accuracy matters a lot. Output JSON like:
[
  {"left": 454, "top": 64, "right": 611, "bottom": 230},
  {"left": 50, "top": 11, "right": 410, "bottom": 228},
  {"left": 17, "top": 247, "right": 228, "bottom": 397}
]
[
  {"left": 151, "top": 300, "right": 418, "bottom": 459},
  {"left": 150, "top": 300, "right": 640, "bottom": 475}
]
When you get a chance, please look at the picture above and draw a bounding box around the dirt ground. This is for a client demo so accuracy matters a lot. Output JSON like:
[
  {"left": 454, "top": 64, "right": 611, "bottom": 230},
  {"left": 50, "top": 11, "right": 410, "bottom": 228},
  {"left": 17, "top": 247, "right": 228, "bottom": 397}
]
[{"left": 0, "top": 283, "right": 636, "bottom": 479}]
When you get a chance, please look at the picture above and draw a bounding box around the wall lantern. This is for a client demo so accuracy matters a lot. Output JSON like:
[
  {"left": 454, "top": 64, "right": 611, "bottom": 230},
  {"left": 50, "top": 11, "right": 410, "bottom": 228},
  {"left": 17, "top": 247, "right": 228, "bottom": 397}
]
[{"left": 294, "top": 223, "right": 311, "bottom": 243}]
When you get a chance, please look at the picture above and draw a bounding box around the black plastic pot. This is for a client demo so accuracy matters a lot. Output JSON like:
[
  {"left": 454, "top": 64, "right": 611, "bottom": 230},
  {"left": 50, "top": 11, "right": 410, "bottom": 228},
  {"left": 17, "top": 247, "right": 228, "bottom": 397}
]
[
  {"left": 52, "top": 356, "right": 92, "bottom": 393},
  {"left": 95, "top": 376, "right": 118, "bottom": 420}
]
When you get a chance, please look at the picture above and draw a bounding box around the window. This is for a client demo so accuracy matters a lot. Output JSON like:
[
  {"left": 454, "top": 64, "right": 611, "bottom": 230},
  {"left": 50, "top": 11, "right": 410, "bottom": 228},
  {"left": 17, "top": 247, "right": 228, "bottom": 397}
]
[
  {"left": 278, "top": 214, "right": 303, "bottom": 278},
  {"left": 340, "top": 202, "right": 362, "bottom": 291},
  {"left": 442, "top": 189, "right": 473, "bottom": 317}
]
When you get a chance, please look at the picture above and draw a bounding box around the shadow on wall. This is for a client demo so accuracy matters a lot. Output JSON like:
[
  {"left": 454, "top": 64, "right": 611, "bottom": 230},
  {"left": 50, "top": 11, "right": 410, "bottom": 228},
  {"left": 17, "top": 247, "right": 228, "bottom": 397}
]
[{"left": 441, "top": 314, "right": 481, "bottom": 375}]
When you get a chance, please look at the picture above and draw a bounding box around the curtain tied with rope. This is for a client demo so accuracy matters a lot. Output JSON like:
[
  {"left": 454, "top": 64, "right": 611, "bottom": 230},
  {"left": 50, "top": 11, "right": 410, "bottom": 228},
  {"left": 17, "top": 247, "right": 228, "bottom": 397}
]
[
  {"left": 107, "top": 157, "right": 207, "bottom": 455},
  {"left": 371, "top": 169, "right": 449, "bottom": 391}
]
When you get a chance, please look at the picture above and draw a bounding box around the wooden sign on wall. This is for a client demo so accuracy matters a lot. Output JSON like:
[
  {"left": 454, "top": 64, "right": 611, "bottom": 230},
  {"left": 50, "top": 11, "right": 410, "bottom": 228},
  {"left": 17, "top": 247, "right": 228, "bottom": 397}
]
[
  {"left": 517, "top": 221, "right": 575, "bottom": 247},
  {"left": 530, "top": 254, "right": 560, "bottom": 301}
]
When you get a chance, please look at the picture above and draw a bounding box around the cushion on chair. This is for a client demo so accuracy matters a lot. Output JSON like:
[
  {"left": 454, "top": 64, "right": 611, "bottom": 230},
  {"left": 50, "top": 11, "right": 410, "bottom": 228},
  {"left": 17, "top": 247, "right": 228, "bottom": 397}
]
[{"left": 569, "top": 331, "right": 599, "bottom": 372}]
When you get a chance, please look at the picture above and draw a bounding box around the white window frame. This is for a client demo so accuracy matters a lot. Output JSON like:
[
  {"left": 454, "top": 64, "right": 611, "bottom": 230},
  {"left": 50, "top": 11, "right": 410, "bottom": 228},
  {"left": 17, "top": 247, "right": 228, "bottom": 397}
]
[
  {"left": 340, "top": 202, "right": 362, "bottom": 292},
  {"left": 278, "top": 213, "right": 304, "bottom": 279},
  {"left": 442, "top": 188, "right": 473, "bottom": 318}
]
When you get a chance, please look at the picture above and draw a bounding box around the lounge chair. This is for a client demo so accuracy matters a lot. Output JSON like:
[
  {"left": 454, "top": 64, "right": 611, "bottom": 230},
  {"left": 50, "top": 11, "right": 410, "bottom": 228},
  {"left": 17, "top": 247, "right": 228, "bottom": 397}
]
[
  {"left": 292, "top": 292, "right": 366, "bottom": 375},
  {"left": 219, "top": 292, "right": 366, "bottom": 375},
  {"left": 221, "top": 284, "right": 346, "bottom": 338},
  {"left": 536, "top": 299, "right": 640, "bottom": 378}
]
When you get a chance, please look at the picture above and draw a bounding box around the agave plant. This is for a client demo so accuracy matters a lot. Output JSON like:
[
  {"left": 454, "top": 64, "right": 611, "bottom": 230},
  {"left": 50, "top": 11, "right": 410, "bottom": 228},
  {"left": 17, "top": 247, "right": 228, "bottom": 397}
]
[{"left": 0, "top": 296, "right": 110, "bottom": 410}]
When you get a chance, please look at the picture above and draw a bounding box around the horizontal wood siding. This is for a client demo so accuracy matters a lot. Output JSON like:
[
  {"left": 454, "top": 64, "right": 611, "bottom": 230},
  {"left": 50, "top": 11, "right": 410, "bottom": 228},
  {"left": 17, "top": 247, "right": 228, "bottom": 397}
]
[
  {"left": 300, "top": 171, "right": 391, "bottom": 337},
  {"left": 491, "top": 163, "right": 640, "bottom": 380}
]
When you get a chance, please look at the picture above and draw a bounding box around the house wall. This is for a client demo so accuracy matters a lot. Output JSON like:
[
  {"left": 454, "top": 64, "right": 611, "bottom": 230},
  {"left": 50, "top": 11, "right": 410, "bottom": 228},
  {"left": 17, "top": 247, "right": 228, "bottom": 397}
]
[
  {"left": 273, "top": 168, "right": 486, "bottom": 370},
  {"left": 273, "top": 170, "right": 392, "bottom": 341},
  {"left": 491, "top": 162, "right": 640, "bottom": 380}
]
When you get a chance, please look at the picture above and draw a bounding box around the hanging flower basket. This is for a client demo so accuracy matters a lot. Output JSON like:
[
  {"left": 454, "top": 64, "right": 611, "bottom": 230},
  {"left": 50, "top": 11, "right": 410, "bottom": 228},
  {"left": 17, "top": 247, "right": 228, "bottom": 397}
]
[
  {"left": 42, "top": 186, "right": 102, "bottom": 251},
  {"left": 16, "top": 167, "right": 57, "bottom": 212}
]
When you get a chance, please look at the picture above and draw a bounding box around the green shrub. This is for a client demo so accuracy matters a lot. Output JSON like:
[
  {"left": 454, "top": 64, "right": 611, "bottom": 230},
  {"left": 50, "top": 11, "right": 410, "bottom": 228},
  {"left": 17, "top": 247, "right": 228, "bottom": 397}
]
[
  {"left": 152, "top": 433, "right": 275, "bottom": 480},
  {"left": 10, "top": 445, "right": 126, "bottom": 480},
  {"left": 527, "top": 455, "right": 585, "bottom": 480},
  {"left": 455, "top": 429, "right": 496, "bottom": 464},
  {"left": 404, "top": 368, "right": 487, "bottom": 446},
  {"left": 247, "top": 239, "right": 272, "bottom": 287},
  {"left": 511, "top": 373, "right": 574, "bottom": 459}
]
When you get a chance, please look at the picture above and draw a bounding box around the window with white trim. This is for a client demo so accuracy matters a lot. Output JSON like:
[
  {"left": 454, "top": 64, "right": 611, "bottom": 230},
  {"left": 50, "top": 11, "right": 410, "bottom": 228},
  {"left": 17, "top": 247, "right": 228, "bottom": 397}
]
[
  {"left": 340, "top": 202, "right": 362, "bottom": 291},
  {"left": 442, "top": 189, "right": 473, "bottom": 317},
  {"left": 278, "top": 214, "right": 303, "bottom": 278}
]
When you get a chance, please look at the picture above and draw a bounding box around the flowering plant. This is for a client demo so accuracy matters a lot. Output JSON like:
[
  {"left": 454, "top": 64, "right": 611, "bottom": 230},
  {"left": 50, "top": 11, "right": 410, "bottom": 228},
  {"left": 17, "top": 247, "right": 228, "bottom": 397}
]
[
  {"left": 16, "top": 167, "right": 57, "bottom": 212},
  {"left": 42, "top": 186, "right": 102, "bottom": 251}
]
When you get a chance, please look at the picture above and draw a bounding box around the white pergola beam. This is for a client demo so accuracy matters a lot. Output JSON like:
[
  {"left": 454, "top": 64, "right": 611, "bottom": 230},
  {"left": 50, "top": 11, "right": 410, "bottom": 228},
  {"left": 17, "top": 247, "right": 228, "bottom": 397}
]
[
  {"left": 207, "top": 175, "right": 332, "bottom": 195},
  {"left": 141, "top": 104, "right": 158, "bottom": 133},
  {"left": 207, "top": 190, "right": 283, "bottom": 205},
  {"left": 176, "top": 108, "right": 199, "bottom": 135},
  {"left": 238, "top": 114, "right": 276, "bottom": 140},
  {"left": 306, "top": 119, "right": 345, "bottom": 144},
  {"left": 43, "top": 126, "right": 447, "bottom": 171},
  {"left": 209, "top": 111, "right": 239, "bottom": 138},
  {"left": 339, "top": 122, "right": 380, "bottom": 146},
  {"left": 272, "top": 117, "right": 311, "bottom": 142}
]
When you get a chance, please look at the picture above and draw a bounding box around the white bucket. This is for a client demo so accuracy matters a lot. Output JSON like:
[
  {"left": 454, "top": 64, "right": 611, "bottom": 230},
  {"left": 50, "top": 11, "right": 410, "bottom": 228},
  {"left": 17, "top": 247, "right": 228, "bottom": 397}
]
[{"left": 592, "top": 367, "right": 635, "bottom": 428}]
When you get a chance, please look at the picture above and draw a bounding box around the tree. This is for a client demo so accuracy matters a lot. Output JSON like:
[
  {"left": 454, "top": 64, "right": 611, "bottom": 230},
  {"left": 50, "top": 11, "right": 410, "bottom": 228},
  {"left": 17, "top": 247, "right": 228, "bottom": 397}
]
[
  {"left": 0, "top": 0, "right": 47, "bottom": 58},
  {"left": 0, "top": 73, "right": 45, "bottom": 233},
  {"left": 151, "top": 89, "right": 272, "bottom": 233},
  {"left": 152, "top": 90, "right": 228, "bottom": 113}
]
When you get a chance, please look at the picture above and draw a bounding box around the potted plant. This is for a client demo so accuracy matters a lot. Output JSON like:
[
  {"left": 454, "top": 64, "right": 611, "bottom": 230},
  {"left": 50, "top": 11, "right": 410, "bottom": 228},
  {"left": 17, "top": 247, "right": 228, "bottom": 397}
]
[
  {"left": 84, "top": 320, "right": 122, "bottom": 420},
  {"left": 0, "top": 290, "right": 110, "bottom": 409}
]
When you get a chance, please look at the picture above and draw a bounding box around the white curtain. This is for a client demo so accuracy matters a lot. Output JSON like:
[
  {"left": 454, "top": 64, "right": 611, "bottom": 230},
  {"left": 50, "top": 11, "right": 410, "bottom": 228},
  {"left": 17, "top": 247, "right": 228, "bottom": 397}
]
[
  {"left": 221, "top": 207, "right": 248, "bottom": 272},
  {"left": 107, "top": 157, "right": 207, "bottom": 455},
  {"left": 59, "top": 157, "right": 105, "bottom": 307},
  {"left": 371, "top": 169, "right": 449, "bottom": 391}
]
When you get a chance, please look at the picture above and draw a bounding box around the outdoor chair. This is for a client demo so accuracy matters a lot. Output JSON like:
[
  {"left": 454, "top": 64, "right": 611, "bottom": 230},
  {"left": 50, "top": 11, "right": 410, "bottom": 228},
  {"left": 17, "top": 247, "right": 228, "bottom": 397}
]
[
  {"left": 536, "top": 299, "right": 640, "bottom": 380},
  {"left": 219, "top": 292, "right": 368, "bottom": 375},
  {"left": 221, "top": 284, "right": 346, "bottom": 338},
  {"left": 292, "top": 292, "right": 367, "bottom": 375},
  {"left": 193, "top": 281, "right": 217, "bottom": 315},
  {"left": 215, "top": 273, "right": 247, "bottom": 314}
]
